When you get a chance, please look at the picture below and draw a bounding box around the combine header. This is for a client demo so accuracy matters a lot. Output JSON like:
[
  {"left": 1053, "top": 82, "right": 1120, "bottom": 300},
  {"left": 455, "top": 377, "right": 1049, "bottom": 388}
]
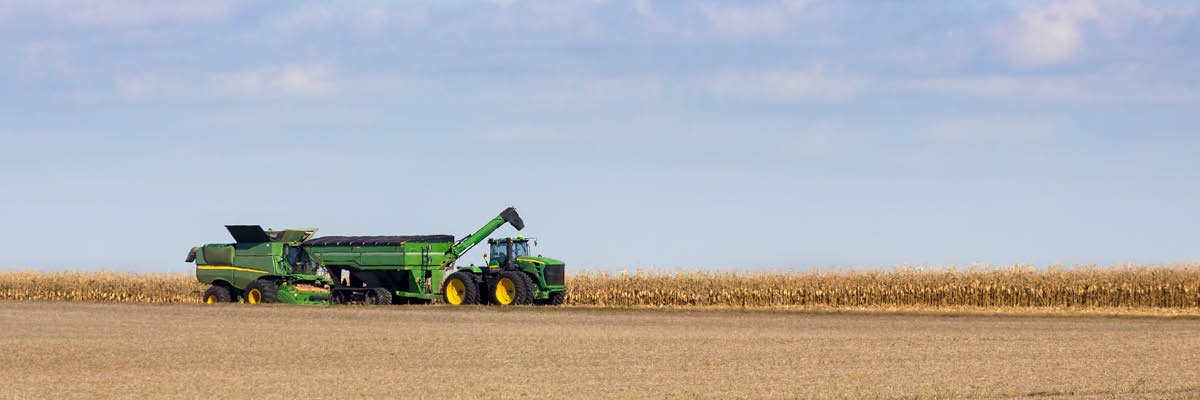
[{"left": 187, "top": 207, "right": 566, "bottom": 306}]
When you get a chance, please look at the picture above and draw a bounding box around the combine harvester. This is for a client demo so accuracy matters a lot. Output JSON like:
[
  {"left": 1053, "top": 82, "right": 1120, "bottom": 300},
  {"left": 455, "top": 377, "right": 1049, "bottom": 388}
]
[{"left": 186, "top": 207, "right": 566, "bottom": 306}]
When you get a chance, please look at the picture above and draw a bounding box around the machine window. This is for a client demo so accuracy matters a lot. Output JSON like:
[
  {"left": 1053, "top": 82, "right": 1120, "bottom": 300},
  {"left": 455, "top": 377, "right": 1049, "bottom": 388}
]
[
  {"left": 513, "top": 242, "right": 530, "bottom": 257},
  {"left": 491, "top": 244, "right": 508, "bottom": 261}
]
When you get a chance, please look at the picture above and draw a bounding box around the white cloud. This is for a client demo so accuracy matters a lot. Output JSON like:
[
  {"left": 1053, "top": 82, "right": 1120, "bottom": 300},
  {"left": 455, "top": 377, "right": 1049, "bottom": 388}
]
[
  {"left": 924, "top": 116, "right": 1056, "bottom": 144},
  {"left": 209, "top": 65, "right": 339, "bottom": 98},
  {"left": 533, "top": 76, "right": 664, "bottom": 106},
  {"left": 898, "top": 75, "right": 1087, "bottom": 101},
  {"left": 485, "top": 0, "right": 518, "bottom": 8},
  {"left": 896, "top": 72, "right": 1200, "bottom": 103},
  {"left": 1003, "top": 0, "right": 1099, "bottom": 67},
  {"left": 1000, "top": 0, "right": 1196, "bottom": 68},
  {"left": 698, "top": 0, "right": 808, "bottom": 38},
  {"left": 116, "top": 76, "right": 154, "bottom": 99},
  {"left": 708, "top": 64, "right": 865, "bottom": 101},
  {"left": 634, "top": 0, "right": 651, "bottom": 16},
  {"left": 279, "top": 5, "right": 334, "bottom": 26}
]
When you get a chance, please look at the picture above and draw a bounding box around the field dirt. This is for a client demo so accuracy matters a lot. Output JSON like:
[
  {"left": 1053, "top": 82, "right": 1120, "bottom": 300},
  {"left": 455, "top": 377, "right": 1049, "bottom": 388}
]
[{"left": 1, "top": 302, "right": 1198, "bottom": 399}]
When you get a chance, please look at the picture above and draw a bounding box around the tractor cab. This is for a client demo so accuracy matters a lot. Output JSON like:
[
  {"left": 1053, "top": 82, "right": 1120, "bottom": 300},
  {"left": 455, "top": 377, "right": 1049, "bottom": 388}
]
[{"left": 487, "top": 236, "right": 532, "bottom": 267}]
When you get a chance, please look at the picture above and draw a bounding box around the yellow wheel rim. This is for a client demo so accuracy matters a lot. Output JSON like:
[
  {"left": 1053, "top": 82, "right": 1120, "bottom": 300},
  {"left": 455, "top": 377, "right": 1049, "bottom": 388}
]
[
  {"left": 205, "top": 295, "right": 217, "bottom": 304},
  {"left": 247, "top": 288, "right": 262, "bottom": 304},
  {"left": 495, "top": 277, "right": 515, "bottom": 305},
  {"left": 446, "top": 279, "right": 466, "bottom": 305}
]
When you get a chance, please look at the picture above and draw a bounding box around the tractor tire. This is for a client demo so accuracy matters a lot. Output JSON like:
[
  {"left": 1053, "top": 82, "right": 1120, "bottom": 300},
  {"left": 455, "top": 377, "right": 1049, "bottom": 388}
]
[
  {"left": 441, "top": 272, "right": 480, "bottom": 305},
  {"left": 245, "top": 280, "right": 279, "bottom": 304},
  {"left": 490, "top": 271, "right": 532, "bottom": 306},
  {"left": 515, "top": 272, "right": 535, "bottom": 305},
  {"left": 371, "top": 288, "right": 393, "bottom": 305},
  {"left": 548, "top": 291, "right": 566, "bottom": 305},
  {"left": 537, "top": 291, "right": 566, "bottom": 306},
  {"left": 202, "top": 285, "right": 233, "bottom": 304}
]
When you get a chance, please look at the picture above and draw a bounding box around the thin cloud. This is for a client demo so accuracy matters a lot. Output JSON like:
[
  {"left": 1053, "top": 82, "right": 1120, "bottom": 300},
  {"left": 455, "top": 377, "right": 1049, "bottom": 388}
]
[
  {"left": 998, "top": 0, "right": 1197, "bottom": 68},
  {"left": 209, "top": 65, "right": 339, "bottom": 98},
  {"left": 0, "top": 0, "right": 235, "bottom": 28},
  {"left": 924, "top": 116, "right": 1056, "bottom": 144},
  {"left": 116, "top": 76, "right": 154, "bottom": 99},
  {"left": 699, "top": 0, "right": 809, "bottom": 38},
  {"left": 1002, "top": 0, "right": 1099, "bottom": 67},
  {"left": 634, "top": 0, "right": 651, "bottom": 17},
  {"left": 895, "top": 72, "right": 1200, "bottom": 103},
  {"left": 708, "top": 64, "right": 865, "bottom": 101}
]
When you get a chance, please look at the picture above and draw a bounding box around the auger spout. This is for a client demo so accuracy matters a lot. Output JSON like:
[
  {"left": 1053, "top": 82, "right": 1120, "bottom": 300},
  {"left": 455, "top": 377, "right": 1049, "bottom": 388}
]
[{"left": 446, "top": 207, "right": 524, "bottom": 265}]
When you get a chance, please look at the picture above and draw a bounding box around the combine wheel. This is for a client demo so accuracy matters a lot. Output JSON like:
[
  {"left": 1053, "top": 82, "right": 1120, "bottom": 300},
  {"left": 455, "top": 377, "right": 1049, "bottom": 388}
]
[
  {"left": 441, "top": 272, "right": 480, "bottom": 305},
  {"left": 490, "top": 271, "right": 532, "bottom": 306},
  {"left": 370, "top": 288, "right": 393, "bottom": 305},
  {"left": 202, "top": 286, "right": 233, "bottom": 304},
  {"left": 245, "top": 280, "right": 279, "bottom": 304}
]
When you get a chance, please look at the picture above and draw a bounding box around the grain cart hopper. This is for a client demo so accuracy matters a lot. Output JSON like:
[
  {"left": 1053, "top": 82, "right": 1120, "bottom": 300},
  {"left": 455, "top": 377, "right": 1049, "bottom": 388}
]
[
  {"left": 187, "top": 226, "right": 332, "bottom": 304},
  {"left": 303, "top": 207, "right": 566, "bottom": 306}
]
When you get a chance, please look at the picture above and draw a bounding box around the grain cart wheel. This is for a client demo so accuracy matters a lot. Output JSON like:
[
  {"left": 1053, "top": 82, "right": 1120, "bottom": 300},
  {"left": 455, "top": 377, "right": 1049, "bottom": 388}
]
[
  {"left": 441, "top": 272, "right": 480, "bottom": 305},
  {"left": 490, "top": 271, "right": 532, "bottom": 306},
  {"left": 370, "top": 288, "right": 393, "bottom": 305},
  {"left": 202, "top": 286, "right": 233, "bottom": 304},
  {"left": 245, "top": 280, "right": 279, "bottom": 304}
]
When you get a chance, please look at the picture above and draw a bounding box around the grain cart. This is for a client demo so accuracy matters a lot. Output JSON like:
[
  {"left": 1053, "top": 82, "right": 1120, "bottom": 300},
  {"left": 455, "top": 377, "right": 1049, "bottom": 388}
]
[
  {"left": 305, "top": 207, "right": 567, "bottom": 306},
  {"left": 187, "top": 226, "right": 332, "bottom": 304}
]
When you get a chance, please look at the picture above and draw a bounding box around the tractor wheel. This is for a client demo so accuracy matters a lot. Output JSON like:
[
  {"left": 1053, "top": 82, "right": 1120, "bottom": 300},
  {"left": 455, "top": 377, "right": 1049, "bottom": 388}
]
[
  {"left": 441, "top": 272, "right": 480, "bottom": 305},
  {"left": 548, "top": 291, "right": 566, "bottom": 305},
  {"left": 245, "top": 280, "right": 279, "bottom": 304},
  {"left": 202, "top": 285, "right": 233, "bottom": 304},
  {"left": 537, "top": 291, "right": 566, "bottom": 306},
  {"left": 514, "top": 272, "right": 535, "bottom": 305},
  {"left": 490, "top": 271, "right": 532, "bottom": 306},
  {"left": 371, "top": 288, "right": 393, "bottom": 305}
]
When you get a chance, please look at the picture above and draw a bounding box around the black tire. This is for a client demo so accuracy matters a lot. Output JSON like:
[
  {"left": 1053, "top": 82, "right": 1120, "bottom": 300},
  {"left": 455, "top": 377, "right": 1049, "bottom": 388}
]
[
  {"left": 490, "top": 271, "right": 532, "bottom": 306},
  {"left": 245, "top": 280, "right": 279, "bottom": 304},
  {"left": 515, "top": 272, "right": 535, "bottom": 305},
  {"left": 548, "top": 291, "right": 566, "bottom": 305},
  {"left": 537, "top": 291, "right": 566, "bottom": 306},
  {"left": 371, "top": 288, "right": 393, "bottom": 305},
  {"left": 330, "top": 290, "right": 348, "bottom": 305},
  {"left": 441, "top": 272, "right": 480, "bottom": 305},
  {"left": 202, "top": 285, "right": 233, "bottom": 304}
]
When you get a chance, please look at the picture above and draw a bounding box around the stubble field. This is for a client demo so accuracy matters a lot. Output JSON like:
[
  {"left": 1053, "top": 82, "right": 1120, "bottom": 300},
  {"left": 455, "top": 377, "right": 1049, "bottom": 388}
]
[{"left": 1, "top": 301, "right": 1198, "bottom": 399}]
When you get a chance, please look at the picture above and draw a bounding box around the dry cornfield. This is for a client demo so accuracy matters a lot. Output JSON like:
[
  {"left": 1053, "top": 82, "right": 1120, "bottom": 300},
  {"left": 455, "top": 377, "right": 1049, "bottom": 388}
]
[
  {"left": 571, "top": 264, "right": 1200, "bottom": 310},
  {"left": 3, "top": 265, "right": 1200, "bottom": 310},
  {"left": 0, "top": 271, "right": 201, "bottom": 303}
]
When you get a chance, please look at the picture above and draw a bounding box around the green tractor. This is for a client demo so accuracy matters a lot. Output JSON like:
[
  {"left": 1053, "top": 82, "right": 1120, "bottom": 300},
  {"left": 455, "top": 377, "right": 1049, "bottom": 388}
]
[
  {"left": 441, "top": 235, "right": 566, "bottom": 305},
  {"left": 188, "top": 207, "right": 566, "bottom": 306}
]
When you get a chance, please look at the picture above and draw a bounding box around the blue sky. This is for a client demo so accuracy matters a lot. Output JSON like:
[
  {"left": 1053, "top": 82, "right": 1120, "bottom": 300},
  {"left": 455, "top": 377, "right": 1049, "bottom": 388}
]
[{"left": 1, "top": 0, "right": 1198, "bottom": 272}]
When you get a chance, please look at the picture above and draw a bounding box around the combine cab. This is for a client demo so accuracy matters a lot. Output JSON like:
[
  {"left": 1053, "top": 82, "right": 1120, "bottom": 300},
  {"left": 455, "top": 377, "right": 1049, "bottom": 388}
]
[{"left": 187, "top": 207, "right": 567, "bottom": 306}]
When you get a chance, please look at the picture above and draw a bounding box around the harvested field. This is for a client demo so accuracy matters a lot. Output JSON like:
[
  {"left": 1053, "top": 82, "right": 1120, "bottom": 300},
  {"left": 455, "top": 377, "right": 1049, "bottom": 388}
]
[
  {"left": 0, "top": 301, "right": 1197, "bottom": 399},
  {"left": 3, "top": 265, "right": 1200, "bottom": 313}
]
